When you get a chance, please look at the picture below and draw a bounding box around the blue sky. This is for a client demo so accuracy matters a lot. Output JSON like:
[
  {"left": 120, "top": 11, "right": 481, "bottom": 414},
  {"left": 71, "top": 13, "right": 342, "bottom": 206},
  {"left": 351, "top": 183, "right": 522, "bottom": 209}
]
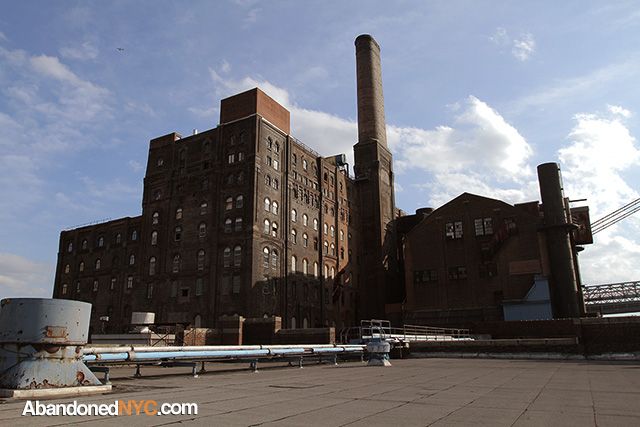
[{"left": 1, "top": 1, "right": 639, "bottom": 298}]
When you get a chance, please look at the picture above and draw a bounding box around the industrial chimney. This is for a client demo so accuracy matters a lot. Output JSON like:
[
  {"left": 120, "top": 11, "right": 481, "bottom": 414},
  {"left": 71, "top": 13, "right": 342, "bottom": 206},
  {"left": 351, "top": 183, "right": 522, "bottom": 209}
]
[{"left": 355, "top": 34, "right": 387, "bottom": 147}]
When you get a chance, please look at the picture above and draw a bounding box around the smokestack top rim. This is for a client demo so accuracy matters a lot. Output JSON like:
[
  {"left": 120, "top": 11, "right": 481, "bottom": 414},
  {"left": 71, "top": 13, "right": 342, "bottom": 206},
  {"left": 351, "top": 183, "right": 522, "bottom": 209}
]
[{"left": 355, "top": 34, "right": 380, "bottom": 50}]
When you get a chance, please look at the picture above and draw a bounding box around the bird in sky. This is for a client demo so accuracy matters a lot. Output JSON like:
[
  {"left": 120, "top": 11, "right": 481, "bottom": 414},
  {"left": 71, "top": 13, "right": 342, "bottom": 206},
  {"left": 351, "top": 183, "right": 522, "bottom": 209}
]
[{"left": 116, "top": 47, "right": 124, "bottom": 52}]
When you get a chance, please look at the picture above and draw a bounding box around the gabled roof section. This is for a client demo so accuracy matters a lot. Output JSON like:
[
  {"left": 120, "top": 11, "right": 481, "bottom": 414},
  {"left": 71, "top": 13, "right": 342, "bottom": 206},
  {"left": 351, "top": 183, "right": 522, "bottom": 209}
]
[{"left": 406, "top": 192, "right": 539, "bottom": 238}]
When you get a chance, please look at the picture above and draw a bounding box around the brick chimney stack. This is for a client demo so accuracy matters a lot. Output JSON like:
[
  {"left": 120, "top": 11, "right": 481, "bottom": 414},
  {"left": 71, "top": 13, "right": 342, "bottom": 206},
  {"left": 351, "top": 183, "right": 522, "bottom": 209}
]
[{"left": 355, "top": 34, "right": 387, "bottom": 147}]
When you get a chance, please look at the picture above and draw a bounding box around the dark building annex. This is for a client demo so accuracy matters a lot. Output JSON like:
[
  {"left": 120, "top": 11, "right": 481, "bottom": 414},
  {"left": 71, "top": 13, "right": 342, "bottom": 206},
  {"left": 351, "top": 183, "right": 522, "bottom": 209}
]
[{"left": 52, "top": 35, "right": 590, "bottom": 333}]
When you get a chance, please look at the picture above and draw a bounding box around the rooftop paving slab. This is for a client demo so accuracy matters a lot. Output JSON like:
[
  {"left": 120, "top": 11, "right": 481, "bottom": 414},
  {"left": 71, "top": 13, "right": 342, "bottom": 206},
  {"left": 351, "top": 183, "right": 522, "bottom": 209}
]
[{"left": 0, "top": 358, "right": 639, "bottom": 426}]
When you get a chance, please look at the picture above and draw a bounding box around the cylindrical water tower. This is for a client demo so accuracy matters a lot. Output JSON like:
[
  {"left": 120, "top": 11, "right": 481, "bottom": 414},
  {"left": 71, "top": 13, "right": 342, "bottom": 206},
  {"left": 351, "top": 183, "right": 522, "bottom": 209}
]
[{"left": 0, "top": 298, "right": 104, "bottom": 392}]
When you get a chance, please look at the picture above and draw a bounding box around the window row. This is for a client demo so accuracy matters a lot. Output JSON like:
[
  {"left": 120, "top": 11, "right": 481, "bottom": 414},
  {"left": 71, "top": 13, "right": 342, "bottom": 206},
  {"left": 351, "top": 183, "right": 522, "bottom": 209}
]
[
  {"left": 148, "top": 249, "right": 208, "bottom": 275},
  {"left": 292, "top": 186, "right": 319, "bottom": 207},
  {"left": 227, "top": 151, "right": 245, "bottom": 164},
  {"left": 290, "top": 257, "right": 319, "bottom": 277},
  {"left": 264, "top": 175, "right": 279, "bottom": 190},
  {"left": 263, "top": 198, "right": 279, "bottom": 215},
  {"left": 67, "top": 230, "right": 137, "bottom": 253},
  {"left": 224, "top": 217, "right": 244, "bottom": 233},
  {"left": 290, "top": 210, "right": 318, "bottom": 230},
  {"left": 262, "top": 247, "right": 279, "bottom": 268},
  {"left": 266, "top": 136, "right": 280, "bottom": 153},
  {"left": 61, "top": 275, "right": 135, "bottom": 295},
  {"left": 263, "top": 219, "right": 278, "bottom": 237},
  {"left": 266, "top": 155, "right": 279, "bottom": 171},
  {"left": 223, "top": 246, "right": 243, "bottom": 267},
  {"left": 225, "top": 195, "right": 244, "bottom": 210},
  {"left": 225, "top": 171, "right": 245, "bottom": 185}
]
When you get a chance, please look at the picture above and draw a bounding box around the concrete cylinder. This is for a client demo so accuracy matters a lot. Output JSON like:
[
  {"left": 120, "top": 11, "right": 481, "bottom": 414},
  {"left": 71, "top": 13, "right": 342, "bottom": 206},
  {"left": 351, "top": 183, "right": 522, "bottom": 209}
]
[
  {"left": 0, "top": 298, "right": 101, "bottom": 390},
  {"left": 355, "top": 34, "right": 387, "bottom": 146},
  {"left": 537, "top": 163, "right": 580, "bottom": 318}
]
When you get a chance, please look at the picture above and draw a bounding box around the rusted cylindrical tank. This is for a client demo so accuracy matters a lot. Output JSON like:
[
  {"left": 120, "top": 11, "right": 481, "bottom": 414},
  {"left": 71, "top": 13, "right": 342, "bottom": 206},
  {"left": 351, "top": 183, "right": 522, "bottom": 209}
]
[{"left": 0, "top": 298, "right": 102, "bottom": 390}]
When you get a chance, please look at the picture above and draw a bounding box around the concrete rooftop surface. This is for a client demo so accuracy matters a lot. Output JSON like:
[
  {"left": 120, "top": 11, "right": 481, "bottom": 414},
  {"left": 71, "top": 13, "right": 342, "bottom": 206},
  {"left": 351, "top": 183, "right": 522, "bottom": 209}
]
[{"left": 1, "top": 357, "right": 639, "bottom": 426}]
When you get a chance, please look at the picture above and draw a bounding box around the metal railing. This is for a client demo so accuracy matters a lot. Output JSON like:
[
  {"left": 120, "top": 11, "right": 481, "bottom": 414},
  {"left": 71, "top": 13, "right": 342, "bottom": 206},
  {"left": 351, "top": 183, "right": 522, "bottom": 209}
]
[{"left": 339, "top": 320, "right": 471, "bottom": 344}]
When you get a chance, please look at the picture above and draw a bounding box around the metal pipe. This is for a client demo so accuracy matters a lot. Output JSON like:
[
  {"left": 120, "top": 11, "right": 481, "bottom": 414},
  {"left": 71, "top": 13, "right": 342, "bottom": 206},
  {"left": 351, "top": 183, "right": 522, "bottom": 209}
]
[
  {"left": 82, "top": 343, "right": 342, "bottom": 355},
  {"left": 83, "top": 345, "right": 365, "bottom": 364}
]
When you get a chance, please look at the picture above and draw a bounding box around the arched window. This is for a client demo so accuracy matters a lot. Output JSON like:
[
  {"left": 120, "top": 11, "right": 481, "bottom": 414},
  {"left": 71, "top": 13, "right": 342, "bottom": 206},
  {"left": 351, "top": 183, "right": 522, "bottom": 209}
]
[
  {"left": 197, "top": 250, "right": 205, "bottom": 270},
  {"left": 236, "top": 195, "right": 243, "bottom": 208},
  {"left": 323, "top": 241, "right": 329, "bottom": 254},
  {"left": 340, "top": 230, "right": 344, "bottom": 241},
  {"left": 330, "top": 226, "right": 335, "bottom": 237},
  {"left": 264, "top": 197, "right": 271, "bottom": 212},
  {"left": 291, "top": 229, "right": 297, "bottom": 244},
  {"left": 314, "top": 262, "right": 319, "bottom": 278},
  {"left": 272, "top": 201, "right": 278, "bottom": 215},
  {"left": 97, "top": 236, "right": 104, "bottom": 247},
  {"left": 303, "top": 233, "right": 308, "bottom": 247},
  {"left": 151, "top": 231, "right": 158, "bottom": 246},
  {"left": 174, "top": 226, "right": 182, "bottom": 241},
  {"left": 340, "top": 247, "right": 345, "bottom": 259},
  {"left": 226, "top": 174, "right": 234, "bottom": 185},
  {"left": 149, "top": 257, "right": 156, "bottom": 275},
  {"left": 303, "top": 214, "right": 308, "bottom": 226},
  {"left": 223, "top": 247, "right": 231, "bottom": 267},
  {"left": 237, "top": 171, "right": 244, "bottom": 183},
  {"left": 115, "top": 233, "right": 121, "bottom": 244},
  {"left": 194, "top": 314, "right": 202, "bottom": 328},
  {"left": 152, "top": 212, "right": 159, "bottom": 224},
  {"left": 271, "top": 222, "right": 278, "bottom": 237},
  {"left": 64, "top": 264, "right": 70, "bottom": 274},
  {"left": 62, "top": 283, "right": 68, "bottom": 295},
  {"left": 200, "top": 202, "right": 207, "bottom": 215},
  {"left": 273, "top": 178, "right": 279, "bottom": 189},
  {"left": 303, "top": 318, "right": 308, "bottom": 329},
  {"left": 324, "top": 264, "right": 329, "bottom": 279},
  {"left": 233, "top": 245, "right": 242, "bottom": 267},
  {"left": 324, "top": 223, "right": 328, "bottom": 234},
  {"left": 225, "top": 218, "right": 232, "bottom": 233},
  {"left": 95, "top": 259, "right": 101, "bottom": 270},
  {"left": 302, "top": 159, "right": 308, "bottom": 170},
  {"left": 67, "top": 242, "right": 73, "bottom": 253},
  {"left": 198, "top": 222, "right": 207, "bottom": 238},
  {"left": 263, "top": 219, "right": 270, "bottom": 234},
  {"left": 330, "top": 243, "right": 336, "bottom": 256},
  {"left": 131, "top": 230, "right": 138, "bottom": 241},
  {"left": 291, "top": 256, "right": 297, "bottom": 272},
  {"left": 172, "top": 254, "right": 180, "bottom": 273},
  {"left": 235, "top": 217, "right": 243, "bottom": 232},
  {"left": 225, "top": 197, "right": 233, "bottom": 210},
  {"left": 175, "top": 208, "right": 183, "bottom": 220},
  {"left": 291, "top": 316, "right": 296, "bottom": 329},
  {"left": 274, "top": 142, "right": 280, "bottom": 153},
  {"left": 265, "top": 175, "right": 271, "bottom": 186},
  {"left": 302, "top": 258, "right": 309, "bottom": 275},
  {"left": 271, "top": 249, "right": 278, "bottom": 267},
  {"left": 330, "top": 267, "right": 335, "bottom": 279},
  {"left": 313, "top": 218, "right": 318, "bottom": 230},
  {"left": 81, "top": 239, "right": 88, "bottom": 250},
  {"left": 291, "top": 209, "right": 297, "bottom": 222},
  {"left": 129, "top": 254, "right": 135, "bottom": 265},
  {"left": 263, "top": 247, "right": 270, "bottom": 267}
]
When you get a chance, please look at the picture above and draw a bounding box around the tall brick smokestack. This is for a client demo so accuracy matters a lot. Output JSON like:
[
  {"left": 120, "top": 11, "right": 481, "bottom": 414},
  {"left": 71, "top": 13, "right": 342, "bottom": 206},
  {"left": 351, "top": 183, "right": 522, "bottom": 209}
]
[
  {"left": 355, "top": 34, "right": 387, "bottom": 147},
  {"left": 537, "top": 162, "right": 582, "bottom": 318}
]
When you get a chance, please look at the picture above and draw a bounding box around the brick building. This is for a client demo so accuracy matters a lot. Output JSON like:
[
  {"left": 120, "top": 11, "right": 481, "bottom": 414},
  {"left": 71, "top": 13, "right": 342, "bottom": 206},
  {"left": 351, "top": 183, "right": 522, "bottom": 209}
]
[
  {"left": 52, "top": 35, "right": 586, "bottom": 332},
  {"left": 53, "top": 87, "right": 368, "bottom": 332}
]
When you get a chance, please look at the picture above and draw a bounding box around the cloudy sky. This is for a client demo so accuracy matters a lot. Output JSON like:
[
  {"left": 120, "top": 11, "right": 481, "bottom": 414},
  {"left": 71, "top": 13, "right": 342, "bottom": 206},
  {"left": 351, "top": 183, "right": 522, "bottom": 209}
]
[{"left": 1, "top": 1, "right": 639, "bottom": 298}]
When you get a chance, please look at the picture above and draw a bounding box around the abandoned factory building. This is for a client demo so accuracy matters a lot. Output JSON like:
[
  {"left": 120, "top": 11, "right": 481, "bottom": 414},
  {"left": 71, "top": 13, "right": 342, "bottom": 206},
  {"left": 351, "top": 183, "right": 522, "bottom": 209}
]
[{"left": 52, "top": 35, "right": 589, "bottom": 332}]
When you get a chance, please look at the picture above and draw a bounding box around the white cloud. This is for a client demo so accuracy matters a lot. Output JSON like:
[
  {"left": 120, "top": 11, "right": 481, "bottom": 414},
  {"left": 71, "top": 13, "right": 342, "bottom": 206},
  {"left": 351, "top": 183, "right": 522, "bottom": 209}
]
[
  {"left": 511, "top": 61, "right": 636, "bottom": 113},
  {"left": 489, "top": 27, "right": 509, "bottom": 46},
  {"left": 0, "top": 253, "right": 53, "bottom": 298},
  {"left": 490, "top": 27, "right": 536, "bottom": 61},
  {"left": 128, "top": 160, "right": 143, "bottom": 172},
  {"left": 558, "top": 107, "right": 640, "bottom": 284},
  {"left": 221, "top": 59, "right": 231, "bottom": 73},
  {"left": 559, "top": 109, "right": 639, "bottom": 218},
  {"left": 0, "top": 31, "right": 7, "bottom": 42},
  {"left": 391, "top": 96, "right": 533, "bottom": 179},
  {"left": 512, "top": 33, "right": 536, "bottom": 61},
  {"left": 59, "top": 41, "right": 98, "bottom": 60},
  {"left": 608, "top": 104, "right": 632, "bottom": 118}
]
